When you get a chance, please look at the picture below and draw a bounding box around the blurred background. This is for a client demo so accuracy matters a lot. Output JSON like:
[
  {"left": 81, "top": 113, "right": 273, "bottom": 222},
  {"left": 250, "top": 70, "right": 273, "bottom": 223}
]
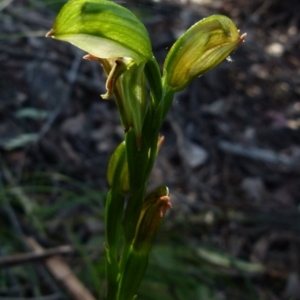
[{"left": 1, "top": 0, "right": 300, "bottom": 299}]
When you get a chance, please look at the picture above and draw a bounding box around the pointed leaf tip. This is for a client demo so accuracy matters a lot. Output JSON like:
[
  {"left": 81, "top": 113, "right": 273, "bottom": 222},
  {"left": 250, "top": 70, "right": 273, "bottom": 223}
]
[
  {"left": 45, "top": 29, "right": 54, "bottom": 38},
  {"left": 240, "top": 32, "right": 247, "bottom": 43}
]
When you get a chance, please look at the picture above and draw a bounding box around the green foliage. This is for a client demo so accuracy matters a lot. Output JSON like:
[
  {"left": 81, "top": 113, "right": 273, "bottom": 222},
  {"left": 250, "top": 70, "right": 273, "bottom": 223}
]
[{"left": 46, "top": 1, "right": 245, "bottom": 299}]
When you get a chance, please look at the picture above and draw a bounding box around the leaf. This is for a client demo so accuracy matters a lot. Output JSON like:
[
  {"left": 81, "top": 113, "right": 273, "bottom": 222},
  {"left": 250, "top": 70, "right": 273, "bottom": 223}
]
[
  {"left": 46, "top": 0, "right": 152, "bottom": 64},
  {"left": 163, "top": 15, "right": 246, "bottom": 92}
]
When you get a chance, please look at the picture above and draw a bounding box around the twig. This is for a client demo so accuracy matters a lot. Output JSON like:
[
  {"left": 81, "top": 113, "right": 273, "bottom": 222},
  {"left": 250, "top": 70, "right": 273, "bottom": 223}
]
[
  {"left": 25, "top": 237, "right": 97, "bottom": 300},
  {"left": 0, "top": 0, "right": 14, "bottom": 11},
  {"left": 0, "top": 294, "right": 63, "bottom": 300},
  {"left": 218, "top": 140, "right": 299, "bottom": 169},
  {"left": 0, "top": 245, "right": 74, "bottom": 268}
]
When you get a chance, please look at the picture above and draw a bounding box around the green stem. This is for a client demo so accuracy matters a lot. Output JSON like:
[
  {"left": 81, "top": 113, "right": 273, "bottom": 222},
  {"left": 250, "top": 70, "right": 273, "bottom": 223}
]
[
  {"left": 117, "top": 250, "right": 148, "bottom": 300},
  {"left": 105, "top": 189, "right": 125, "bottom": 299},
  {"left": 105, "top": 250, "right": 119, "bottom": 300},
  {"left": 122, "top": 185, "right": 146, "bottom": 254},
  {"left": 154, "top": 84, "right": 175, "bottom": 130},
  {"left": 107, "top": 61, "right": 175, "bottom": 300},
  {"left": 105, "top": 190, "right": 124, "bottom": 259},
  {"left": 144, "top": 57, "right": 162, "bottom": 108}
]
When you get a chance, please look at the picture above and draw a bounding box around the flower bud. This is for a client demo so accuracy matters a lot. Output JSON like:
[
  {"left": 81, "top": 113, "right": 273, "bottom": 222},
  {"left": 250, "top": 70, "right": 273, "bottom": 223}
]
[
  {"left": 163, "top": 15, "right": 246, "bottom": 92},
  {"left": 132, "top": 186, "right": 171, "bottom": 253}
]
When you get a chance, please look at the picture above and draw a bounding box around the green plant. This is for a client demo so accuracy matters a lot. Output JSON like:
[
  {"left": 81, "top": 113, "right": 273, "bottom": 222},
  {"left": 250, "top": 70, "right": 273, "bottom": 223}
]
[{"left": 46, "top": 1, "right": 245, "bottom": 299}]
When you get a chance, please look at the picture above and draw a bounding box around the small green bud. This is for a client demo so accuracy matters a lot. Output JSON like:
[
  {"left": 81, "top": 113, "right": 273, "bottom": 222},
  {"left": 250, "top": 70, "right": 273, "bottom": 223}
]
[
  {"left": 163, "top": 15, "right": 246, "bottom": 92},
  {"left": 107, "top": 141, "right": 129, "bottom": 193}
]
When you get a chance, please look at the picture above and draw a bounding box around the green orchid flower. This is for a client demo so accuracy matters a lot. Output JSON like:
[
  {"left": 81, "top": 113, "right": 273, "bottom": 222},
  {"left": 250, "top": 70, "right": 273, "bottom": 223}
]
[
  {"left": 46, "top": 0, "right": 153, "bottom": 139},
  {"left": 46, "top": 0, "right": 152, "bottom": 63},
  {"left": 163, "top": 14, "right": 246, "bottom": 92}
]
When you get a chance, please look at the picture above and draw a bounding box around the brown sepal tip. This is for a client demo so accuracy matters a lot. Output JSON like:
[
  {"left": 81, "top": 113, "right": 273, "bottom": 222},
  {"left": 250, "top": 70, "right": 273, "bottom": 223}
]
[
  {"left": 45, "top": 29, "right": 54, "bottom": 38},
  {"left": 157, "top": 135, "right": 165, "bottom": 150},
  {"left": 240, "top": 33, "right": 247, "bottom": 43},
  {"left": 124, "top": 126, "right": 131, "bottom": 133},
  {"left": 158, "top": 195, "right": 172, "bottom": 217},
  {"left": 83, "top": 54, "right": 99, "bottom": 61}
]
